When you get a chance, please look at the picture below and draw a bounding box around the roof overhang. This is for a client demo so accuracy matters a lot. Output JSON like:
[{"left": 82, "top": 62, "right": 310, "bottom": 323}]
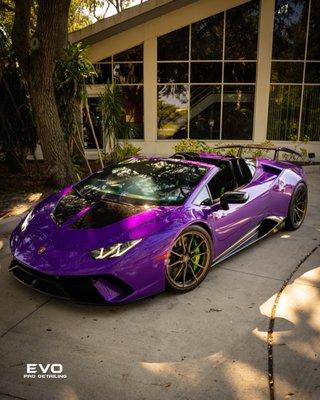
[{"left": 69, "top": 0, "right": 199, "bottom": 45}]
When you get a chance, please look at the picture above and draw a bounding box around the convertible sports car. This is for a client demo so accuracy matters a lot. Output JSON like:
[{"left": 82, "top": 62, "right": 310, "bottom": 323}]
[{"left": 9, "top": 145, "right": 308, "bottom": 304}]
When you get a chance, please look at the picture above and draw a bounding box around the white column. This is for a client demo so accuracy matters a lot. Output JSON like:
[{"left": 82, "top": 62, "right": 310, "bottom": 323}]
[
  {"left": 253, "top": 0, "right": 275, "bottom": 143},
  {"left": 143, "top": 36, "right": 157, "bottom": 153}
]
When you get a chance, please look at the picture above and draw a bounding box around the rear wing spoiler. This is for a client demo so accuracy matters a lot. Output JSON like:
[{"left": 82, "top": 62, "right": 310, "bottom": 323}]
[{"left": 212, "top": 145, "right": 302, "bottom": 160}]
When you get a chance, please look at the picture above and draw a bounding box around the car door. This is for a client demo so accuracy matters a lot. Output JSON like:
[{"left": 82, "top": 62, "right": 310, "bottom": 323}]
[{"left": 205, "top": 169, "right": 270, "bottom": 258}]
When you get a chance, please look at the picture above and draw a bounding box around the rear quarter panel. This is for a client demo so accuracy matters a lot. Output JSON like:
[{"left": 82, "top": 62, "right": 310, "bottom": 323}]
[{"left": 262, "top": 160, "right": 307, "bottom": 218}]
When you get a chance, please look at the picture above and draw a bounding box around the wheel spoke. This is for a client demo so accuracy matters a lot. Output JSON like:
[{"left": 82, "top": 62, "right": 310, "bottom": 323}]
[
  {"left": 181, "top": 236, "right": 187, "bottom": 253},
  {"left": 191, "top": 241, "right": 205, "bottom": 254},
  {"left": 182, "top": 266, "right": 187, "bottom": 287},
  {"left": 191, "top": 251, "right": 207, "bottom": 258},
  {"left": 192, "top": 261, "right": 205, "bottom": 269},
  {"left": 188, "top": 264, "right": 198, "bottom": 281},
  {"left": 168, "top": 259, "right": 182, "bottom": 268},
  {"left": 171, "top": 250, "right": 183, "bottom": 258},
  {"left": 173, "top": 264, "right": 184, "bottom": 281},
  {"left": 187, "top": 234, "right": 194, "bottom": 253}
]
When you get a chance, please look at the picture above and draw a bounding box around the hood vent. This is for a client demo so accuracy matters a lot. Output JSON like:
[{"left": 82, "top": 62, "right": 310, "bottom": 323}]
[
  {"left": 71, "top": 201, "right": 147, "bottom": 229},
  {"left": 52, "top": 193, "right": 92, "bottom": 225}
]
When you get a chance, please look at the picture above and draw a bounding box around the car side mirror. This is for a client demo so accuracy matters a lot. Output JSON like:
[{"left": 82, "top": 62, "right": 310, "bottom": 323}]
[
  {"left": 220, "top": 191, "right": 249, "bottom": 210},
  {"left": 200, "top": 198, "right": 213, "bottom": 206}
]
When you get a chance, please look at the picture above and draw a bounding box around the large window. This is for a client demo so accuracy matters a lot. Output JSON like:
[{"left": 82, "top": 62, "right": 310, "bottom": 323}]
[
  {"left": 84, "top": 44, "right": 144, "bottom": 148},
  {"left": 157, "top": 0, "right": 259, "bottom": 140},
  {"left": 267, "top": 0, "right": 320, "bottom": 141}
]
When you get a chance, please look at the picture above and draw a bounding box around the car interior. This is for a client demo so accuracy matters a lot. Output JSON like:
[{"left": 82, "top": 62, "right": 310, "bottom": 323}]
[{"left": 171, "top": 152, "right": 256, "bottom": 196}]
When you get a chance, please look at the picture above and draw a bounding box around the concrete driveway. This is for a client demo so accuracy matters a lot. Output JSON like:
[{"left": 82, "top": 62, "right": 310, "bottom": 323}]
[{"left": 0, "top": 167, "right": 319, "bottom": 400}]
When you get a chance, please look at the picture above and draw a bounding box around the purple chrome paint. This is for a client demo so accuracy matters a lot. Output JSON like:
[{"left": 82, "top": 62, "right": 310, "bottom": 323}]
[{"left": 10, "top": 155, "right": 306, "bottom": 304}]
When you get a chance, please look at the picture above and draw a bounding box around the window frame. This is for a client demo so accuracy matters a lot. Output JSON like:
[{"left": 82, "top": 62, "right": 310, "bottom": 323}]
[
  {"left": 86, "top": 44, "right": 145, "bottom": 147},
  {"left": 156, "top": 2, "right": 259, "bottom": 141},
  {"left": 268, "top": 0, "right": 320, "bottom": 142}
]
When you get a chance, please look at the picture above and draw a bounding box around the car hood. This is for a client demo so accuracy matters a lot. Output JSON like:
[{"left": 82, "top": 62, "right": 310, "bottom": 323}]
[{"left": 11, "top": 188, "right": 181, "bottom": 273}]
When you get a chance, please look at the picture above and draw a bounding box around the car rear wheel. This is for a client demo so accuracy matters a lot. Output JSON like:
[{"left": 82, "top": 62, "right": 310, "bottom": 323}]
[
  {"left": 165, "top": 226, "right": 213, "bottom": 293},
  {"left": 285, "top": 182, "right": 308, "bottom": 230}
]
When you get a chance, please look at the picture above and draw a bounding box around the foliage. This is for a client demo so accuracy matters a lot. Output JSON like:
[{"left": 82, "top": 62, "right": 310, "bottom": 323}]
[
  {"left": 54, "top": 42, "right": 95, "bottom": 141},
  {"left": 174, "top": 139, "right": 211, "bottom": 154},
  {"left": 285, "top": 134, "right": 309, "bottom": 161},
  {"left": 71, "top": 154, "right": 84, "bottom": 181},
  {"left": 173, "top": 138, "right": 310, "bottom": 162},
  {"left": 98, "top": 83, "right": 130, "bottom": 150},
  {"left": 103, "top": 142, "right": 141, "bottom": 164},
  {"left": 0, "top": 26, "right": 37, "bottom": 172}
]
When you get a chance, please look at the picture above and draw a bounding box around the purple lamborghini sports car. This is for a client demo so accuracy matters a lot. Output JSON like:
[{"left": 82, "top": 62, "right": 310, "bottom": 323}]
[{"left": 9, "top": 145, "right": 308, "bottom": 304}]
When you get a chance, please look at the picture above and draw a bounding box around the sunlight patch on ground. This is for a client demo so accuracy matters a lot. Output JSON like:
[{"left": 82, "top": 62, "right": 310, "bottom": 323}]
[
  {"left": 58, "top": 385, "right": 79, "bottom": 400},
  {"left": 10, "top": 203, "right": 30, "bottom": 216},
  {"left": 141, "top": 352, "right": 227, "bottom": 385},
  {"left": 257, "top": 265, "right": 320, "bottom": 356},
  {"left": 223, "top": 360, "right": 268, "bottom": 400},
  {"left": 27, "top": 192, "right": 42, "bottom": 202},
  {"left": 140, "top": 351, "right": 269, "bottom": 399}
]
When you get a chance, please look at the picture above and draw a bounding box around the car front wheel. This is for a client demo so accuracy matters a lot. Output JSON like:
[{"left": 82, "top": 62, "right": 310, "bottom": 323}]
[{"left": 165, "top": 225, "right": 213, "bottom": 293}]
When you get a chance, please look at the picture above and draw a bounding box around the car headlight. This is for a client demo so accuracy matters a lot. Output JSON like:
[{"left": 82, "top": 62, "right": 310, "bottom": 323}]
[
  {"left": 21, "top": 210, "right": 33, "bottom": 232},
  {"left": 90, "top": 239, "right": 142, "bottom": 259}
]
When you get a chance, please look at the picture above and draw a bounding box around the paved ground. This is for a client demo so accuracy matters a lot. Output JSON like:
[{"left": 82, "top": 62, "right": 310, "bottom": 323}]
[{"left": 0, "top": 167, "right": 319, "bottom": 400}]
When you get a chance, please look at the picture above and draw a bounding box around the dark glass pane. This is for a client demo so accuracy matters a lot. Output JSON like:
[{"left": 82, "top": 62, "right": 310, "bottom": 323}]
[
  {"left": 190, "top": 85, "right": 221, "bottom": 139},
  {"left": 191, "top": 13, "right": 223, "bottom": 60},
  {"left": 191, "top": 62, "right": 222, "bottom": 83},
  {"left": 307, "top": 0, "right": 320, "bottom": 59},
  {"left": 272, "top": 0, "right": 308, "bottom": 60},
  {"left": 157, "top": 84, "right": 188, "bottom": 139},
  {"left": 88, "top": 64, "right": 112, "bottom": 84},
  {"left": 119, "top": 86, "right": 144, "bottom": 139},
  {"left": 267, "top": 85, "right": 301, "bottom": 140},
  {"left": 157, "top": 63, "right": 188, "bottom": 83},
  {"left": 75, "top": 159, "right": 207, "bottom": 206},
  {"left": 113, "top": 63, "right": 143, "bottom": 84},
  {"left": 222, "top": 85, "right": 255, "bottom": 139},
  {"left": 271, "top": 62, "right": 304, "bottom": 83},
  {"left": 224, "top": 62, "right": 256, "bottom": 83},
  {"left": 158, "top": 26, "right": 189, "bottom": 61},
  {"left": 113, "top": 44, "right": 143, "bottom": 61},
  {"left": 225, "top": 0, "right": 259, "bottom": 60},
  {"left": 305, "top": 62, "right": 320, "bottom": 83},
  {"left": 98, "top": 56, "right": 112, "bottom": 62},
  {"left": 83, "top": 98, "right": 103, "bottom": 149},
  {"left": 301, "top": 86, "right": 320, "bottom": 141}
]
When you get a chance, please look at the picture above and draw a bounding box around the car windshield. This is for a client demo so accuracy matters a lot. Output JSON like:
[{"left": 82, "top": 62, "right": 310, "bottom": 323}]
[{"left": 74, "top": 158, "right": 208, "bottom": 206}]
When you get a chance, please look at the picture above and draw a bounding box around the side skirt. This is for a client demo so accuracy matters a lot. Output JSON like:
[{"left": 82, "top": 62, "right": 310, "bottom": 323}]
[{"left": 211, "top": 217, "right": 285, "bottom": 267}]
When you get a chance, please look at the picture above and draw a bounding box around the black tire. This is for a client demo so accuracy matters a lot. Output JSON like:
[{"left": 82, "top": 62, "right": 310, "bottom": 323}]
[
  {"left": 285, "top": 182, "right": 308, "bottom": 230},
  {"left": 165, "top": 225, "right": 213, "bottom": 293}
]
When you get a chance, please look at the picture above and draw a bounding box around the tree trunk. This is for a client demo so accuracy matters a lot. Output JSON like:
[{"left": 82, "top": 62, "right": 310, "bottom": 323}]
[
  {"left": 28, "top": 78, "right": 74, "bottom": 186},
  {"left": 12, "top": 0, "right": 74, "bottom": 188}
]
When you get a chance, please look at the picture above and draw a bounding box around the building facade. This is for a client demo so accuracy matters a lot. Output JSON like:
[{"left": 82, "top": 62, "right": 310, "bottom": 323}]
[{"left": 70, "top": 0, "right": 320, "bottom": 159}]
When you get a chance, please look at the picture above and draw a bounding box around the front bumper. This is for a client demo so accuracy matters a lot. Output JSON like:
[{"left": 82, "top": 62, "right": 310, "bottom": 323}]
[{"left": 9, "top": 259, "right": 134, "bottom": 304}]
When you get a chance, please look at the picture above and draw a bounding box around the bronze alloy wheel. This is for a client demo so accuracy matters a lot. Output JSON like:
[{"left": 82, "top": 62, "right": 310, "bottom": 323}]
[
  {"left": 285, "top": 182, "right": 308, "bottom": 230},
  {"left": 166, "top": 226, "right": 212, "bottom": 293}
]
